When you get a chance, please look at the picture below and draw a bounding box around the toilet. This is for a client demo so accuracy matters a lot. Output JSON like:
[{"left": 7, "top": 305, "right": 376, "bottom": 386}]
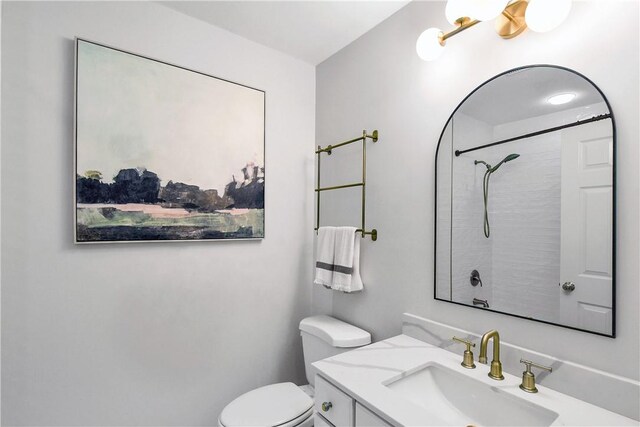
[{"left": 218, "top": 315, "right": 371, "bottom": 427}]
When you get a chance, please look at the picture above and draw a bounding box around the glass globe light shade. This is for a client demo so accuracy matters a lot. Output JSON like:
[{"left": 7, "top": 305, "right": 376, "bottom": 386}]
[
  {"left": 469, "top": 0, "right": 510, "bottom": 21},
  {"left": 445, "top": 0, "right": 473, "bottom": 25},
  {"left": 525, "top": 0, "right": 572, "bottom": 32},
  {"left": 416, "top": 28, "right": 445, "bottom": 61}
]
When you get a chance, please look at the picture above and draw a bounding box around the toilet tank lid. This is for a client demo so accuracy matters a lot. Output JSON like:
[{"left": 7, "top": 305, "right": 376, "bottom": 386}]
[{"left": 299, "top": 315, "right": 371, "bottom": 348}]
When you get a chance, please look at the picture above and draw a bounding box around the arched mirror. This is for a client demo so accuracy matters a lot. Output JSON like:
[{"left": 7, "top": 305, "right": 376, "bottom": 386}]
[{"left": 435, "top": 65, "right": 615, "bottom": 337}]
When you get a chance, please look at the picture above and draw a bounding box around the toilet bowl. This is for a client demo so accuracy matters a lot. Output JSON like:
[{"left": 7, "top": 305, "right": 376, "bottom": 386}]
[
  {"left": 218, "top": 382, "right": 314, "bottom": 427},
  {"left": 218, "top": 315, "right": 371, "bottom": 427}
]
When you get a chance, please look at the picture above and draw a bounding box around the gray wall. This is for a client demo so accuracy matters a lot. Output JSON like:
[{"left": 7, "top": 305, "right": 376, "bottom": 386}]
[
  {"left": 315, "top": 0, "right": 640, "bottom": 381},
  {"left": 1, "top": 2, "right": 315, "bottom": 425}
]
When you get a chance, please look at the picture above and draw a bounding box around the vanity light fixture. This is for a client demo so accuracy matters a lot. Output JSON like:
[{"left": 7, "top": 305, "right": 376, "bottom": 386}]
[
  {"left": 547, "top": 93, "right": 576, "bottom": 105},
  {"left": 416, "top": 0, "right": 572, "bottom": 61}
]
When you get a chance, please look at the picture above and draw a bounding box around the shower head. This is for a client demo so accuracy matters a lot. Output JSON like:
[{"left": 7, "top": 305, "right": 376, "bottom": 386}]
[{"left": 489, "top": 153, "right": 520, "bottom": 173}]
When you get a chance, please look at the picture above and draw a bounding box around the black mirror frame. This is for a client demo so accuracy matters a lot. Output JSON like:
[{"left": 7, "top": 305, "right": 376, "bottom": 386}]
[{"left": 433, "top": 64, "right": 616, "bottom": 338}]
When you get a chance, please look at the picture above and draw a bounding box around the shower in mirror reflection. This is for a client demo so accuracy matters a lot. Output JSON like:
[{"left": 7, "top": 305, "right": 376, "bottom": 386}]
[
  {"left": 434, "top": 65, "right": 615, "bottom": 336},
  {"left": 474, "top": 154, "right": 521, "bottom": 238}
]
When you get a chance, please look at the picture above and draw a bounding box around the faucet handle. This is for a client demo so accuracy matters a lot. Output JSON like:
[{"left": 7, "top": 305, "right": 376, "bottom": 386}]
[
  {"left": 452, "top": 336, "right": 476, "bottom": 369},
  {"left": 519, "top": 359, "right": 552, "bottom": 393}
]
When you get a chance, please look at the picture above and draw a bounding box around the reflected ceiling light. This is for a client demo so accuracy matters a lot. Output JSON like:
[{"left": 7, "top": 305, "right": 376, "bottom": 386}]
[
  {"left": 417, "top": 0, "right": 572, "bottom": 61},
  {"left": 547, "top": 93, "right": 576, "bottom": 105}
]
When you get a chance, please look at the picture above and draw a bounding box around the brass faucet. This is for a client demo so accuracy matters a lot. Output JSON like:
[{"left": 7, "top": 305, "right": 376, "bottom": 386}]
[{"left": 478, "top": 329, "right": 504, "bottom": 380}]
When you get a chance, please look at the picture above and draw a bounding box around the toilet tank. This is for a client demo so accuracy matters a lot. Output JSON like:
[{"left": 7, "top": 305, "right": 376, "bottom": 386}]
[{"left": 299, "top": 315, "right": 371, "bottom": 387}]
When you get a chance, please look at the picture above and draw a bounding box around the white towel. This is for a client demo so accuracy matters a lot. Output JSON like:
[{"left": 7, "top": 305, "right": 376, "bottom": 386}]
[
  {"left": 314, "top": 226, "right": 336, "bottom": 288},
  {"left": 331, "top": 226, "right": 363, "bottom": 293}
]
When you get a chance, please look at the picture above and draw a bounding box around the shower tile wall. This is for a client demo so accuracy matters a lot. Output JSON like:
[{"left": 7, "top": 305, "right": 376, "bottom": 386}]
[{"left": 488, "top": 135, "right": 561, "bottom": 322}]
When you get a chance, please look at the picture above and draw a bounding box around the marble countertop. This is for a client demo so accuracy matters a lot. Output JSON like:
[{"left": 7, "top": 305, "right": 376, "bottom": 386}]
[{"left": 313, "top": 334, "right": 638, "bottom": 426}]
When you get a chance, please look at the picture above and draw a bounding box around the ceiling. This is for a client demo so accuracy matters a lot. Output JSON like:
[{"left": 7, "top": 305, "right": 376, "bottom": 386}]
[
  {"left": 160, "top": 1, "right": 411, "bottom": 65},
  {"left": 458, "top": 67, "right": 606, "bottom": 126}
]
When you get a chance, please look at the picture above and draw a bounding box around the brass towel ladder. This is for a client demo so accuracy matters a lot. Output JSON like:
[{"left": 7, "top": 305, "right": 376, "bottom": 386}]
[{"left": 315, "top": 129, "right": 379, "bottom": 241}]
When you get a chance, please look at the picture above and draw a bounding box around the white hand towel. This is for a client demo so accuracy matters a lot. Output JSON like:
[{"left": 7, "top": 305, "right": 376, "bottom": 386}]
[
  {"left": 331, "top": 226, "right": 364, "bottom": 293},
  {"left": 314, "top": 226, "right": 336, "bottom": 288}
]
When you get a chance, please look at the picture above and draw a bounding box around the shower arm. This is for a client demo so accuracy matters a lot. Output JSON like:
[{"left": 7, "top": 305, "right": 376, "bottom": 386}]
[{"left": 474, "top": 160, "right": 491, "bottom": 170}]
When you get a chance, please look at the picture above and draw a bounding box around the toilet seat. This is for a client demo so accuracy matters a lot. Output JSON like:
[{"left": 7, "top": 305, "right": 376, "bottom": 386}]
[{"left": 219, "top": 382, "right": 313, "bottom": 427}]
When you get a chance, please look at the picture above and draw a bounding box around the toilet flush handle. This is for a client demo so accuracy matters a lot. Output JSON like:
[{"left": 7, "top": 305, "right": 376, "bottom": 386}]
[{"left": 321, "top": 401, "right": 332, "bottom": 412}]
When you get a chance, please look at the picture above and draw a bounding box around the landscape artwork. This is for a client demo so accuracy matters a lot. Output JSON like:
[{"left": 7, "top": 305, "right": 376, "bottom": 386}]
[{"left": 75, "top": 39, "right": 265, "bottom": 243}]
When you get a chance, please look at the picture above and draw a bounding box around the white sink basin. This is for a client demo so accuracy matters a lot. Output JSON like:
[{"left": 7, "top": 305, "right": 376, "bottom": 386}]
[{"left": 384, "top": 362, "right": 560, "bottom": 426}]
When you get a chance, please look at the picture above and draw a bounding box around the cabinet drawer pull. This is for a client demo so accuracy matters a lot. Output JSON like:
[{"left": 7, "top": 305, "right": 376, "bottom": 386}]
[{"left": 322, "top": 401, "right": 333, "bottom": 412}]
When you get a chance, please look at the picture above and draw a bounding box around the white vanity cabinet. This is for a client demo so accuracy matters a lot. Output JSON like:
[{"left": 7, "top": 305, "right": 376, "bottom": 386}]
[
  {"left": 315, "top": 375, "right": 391, "bottom": 427},
  {"left": 313, "top": 412, "right": 334, "bottom": 427},
  {"left": 355, "top": 403, "right": 391, "bottom": 427}
]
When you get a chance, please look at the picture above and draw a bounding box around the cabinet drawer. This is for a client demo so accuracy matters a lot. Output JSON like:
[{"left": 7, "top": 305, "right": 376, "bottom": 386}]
[
  {"left": 355, "top": 402, "right": 391, "bottom": 427},
  {"left": 315, "top": 375, "right": 354, "bottom": 426},
  {"left": 314, "top": 412, "right": 334, "bottom": 427}
]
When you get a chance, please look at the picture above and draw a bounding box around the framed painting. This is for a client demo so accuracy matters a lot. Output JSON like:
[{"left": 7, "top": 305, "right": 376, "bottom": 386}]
[{"left": 74, "top": 39, "right": 265, "bottom": 243}]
